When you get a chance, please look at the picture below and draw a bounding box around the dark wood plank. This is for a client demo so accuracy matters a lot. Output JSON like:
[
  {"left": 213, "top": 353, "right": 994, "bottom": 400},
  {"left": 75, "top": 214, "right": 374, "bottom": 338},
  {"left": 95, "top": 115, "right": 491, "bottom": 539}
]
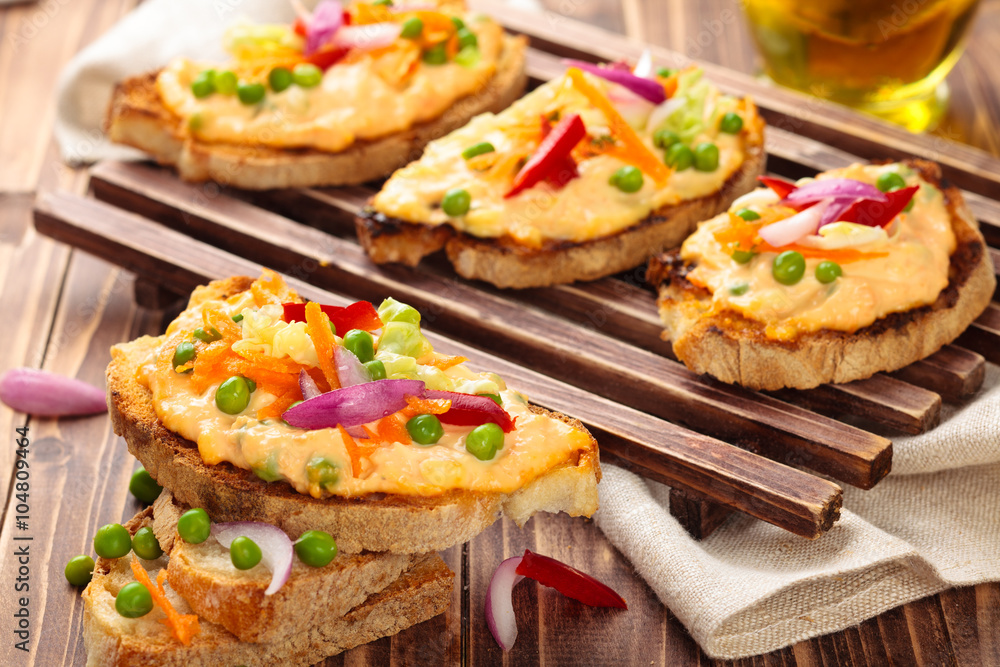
[
  {"left": 902, "top": 596, "right": 956, "bottom": 666},
  {"left": 975, "top": 584, "right": 1000, "bottom": 667},
  {"left": 956, "top": 303, "right": 1000, "bottom": 364},
  {"left": 938, "top": 587, "right": 981, "bottom": 666},
  {"left": 34, "top": 191, "right": 845, "bottom": 538},
  {"left": 86, "top": 161, "right": 894, "bottom": 491},
  {"left": 889, "top": 346, "right": 986, "bottom": 403},
  {"left": 668, "top": 488, "right": 734, "bottom": 540}
]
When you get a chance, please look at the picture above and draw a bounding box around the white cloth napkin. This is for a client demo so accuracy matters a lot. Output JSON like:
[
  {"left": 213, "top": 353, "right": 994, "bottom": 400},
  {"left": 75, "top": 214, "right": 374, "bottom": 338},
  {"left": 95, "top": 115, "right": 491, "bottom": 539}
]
[
  {"left": 54, "top": 1, "right": 1000, "bottom": 660},
  {"left": 596, "top": 362, "right": 1000, "bottom": 658}
]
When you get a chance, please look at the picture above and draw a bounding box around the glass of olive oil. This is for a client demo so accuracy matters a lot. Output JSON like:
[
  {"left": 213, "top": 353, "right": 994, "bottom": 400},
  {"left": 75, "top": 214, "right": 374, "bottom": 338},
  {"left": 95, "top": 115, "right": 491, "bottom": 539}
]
[{"left": 742, "top": 0, "right": 981, "bottom": 131}]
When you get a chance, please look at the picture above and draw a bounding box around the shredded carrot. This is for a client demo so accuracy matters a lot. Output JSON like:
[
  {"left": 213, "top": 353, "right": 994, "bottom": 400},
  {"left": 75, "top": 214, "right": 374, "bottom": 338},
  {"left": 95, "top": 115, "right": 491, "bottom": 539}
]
[
  {"left": 402, "top": 395, "right": 452, "bottom": 418},
  {"left": 566, "top": 67, "right": 671, "bottom": 185},
  {"left": 421, "top": 354, "right": 468, "bottom": 371},
  {"left": 256, "top": 386, "right": 304, "bottom": 421},
  {"left": 130, "top": 556, "right": 200, "bottom": 645},
  {"left": 304, "top": 301, "right": 341, "bottom": 391},
  {"left": 232, "top": 348, "right": 304, "bottom": 375},
  {"left": 202, "top": 306, "right": 242, "bottom": 341},
  {"left": 466, "top": 151, "right": 499, "bottom": 171},
  {"left": 377, "top": 413, "right": 412, "bottom": 445},
  {"left": 415, "top": 11, "right": 457, "bottom": 48},
  {"left": 338, "top": 424, "right": 363, "bottom": 477},
  {"left": 660, "top": 74, "right": 679, "bottom": 99},
  {"left": 349, "top": 2, "right": 393, "bottom": 24},
  {"left": 757, "top": 243, "right": 889, "bottom": 263},
  {"left": 250, "top": 269, "right": 293, "bottom": 308},
  {"left": 486, "top": 152, "right": 527, "bottom": 182}
]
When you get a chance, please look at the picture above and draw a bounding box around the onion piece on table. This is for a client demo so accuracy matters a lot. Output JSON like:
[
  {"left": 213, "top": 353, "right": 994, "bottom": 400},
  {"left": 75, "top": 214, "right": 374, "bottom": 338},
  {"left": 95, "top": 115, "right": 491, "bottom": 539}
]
[
  {"left": 758, "top": 199, "right": 832, "bottom": 248},
  {"left": 212, "top": 522, "right": 294, "bottom": 595},
  {"left": 485, "top": 555, "right": 524, "bottom": 652},
  {"left": 563, "top": 59, "right": 666, "bottom": 104},
  {"left": 0, "top": 367, "right": 107, "bottom": 416},
  {"left": 283, "top": 379, "right": 425, "bottom": 429}
]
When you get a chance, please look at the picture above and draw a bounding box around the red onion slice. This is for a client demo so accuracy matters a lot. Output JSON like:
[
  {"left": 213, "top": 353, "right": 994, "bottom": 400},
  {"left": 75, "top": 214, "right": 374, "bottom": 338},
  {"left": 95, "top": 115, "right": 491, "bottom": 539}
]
[
  {"left": 212, "top": 522, "right": 294, "bottom": 595},
  {"left": 782, "top": 178, "right": 886, "bottom": 207},
  {"left": 305, "top": 0, "right": 344, "bottom": 55},
  {"left": 632, "top": 48, "right": 653, "bottom": 79},
  {"left": 422, "top": 389, "right": 515, "bottom": 432},
  {"left": 758, "top": 199, "right": 832, "bottom": 248},
  {"left": 485, "top": 555, "right": 525, "bottom": 652},
  {"left": 333, "top": 23, "right": 402, "bottom": 51},
  {"left": 563, "top": 59, "right": 666, "bottom": 104},
  {"left": 0, "top": 367, "right": 107, "bottom": 416},
  {"left": 334, "top": 347, "right": 371, "bottom": 388},
  {"left": 298, "top": 370, "right": 321, "bottom": 401},
  {"left": 283, "top": 379, "right": 425, "bottom": 429}
]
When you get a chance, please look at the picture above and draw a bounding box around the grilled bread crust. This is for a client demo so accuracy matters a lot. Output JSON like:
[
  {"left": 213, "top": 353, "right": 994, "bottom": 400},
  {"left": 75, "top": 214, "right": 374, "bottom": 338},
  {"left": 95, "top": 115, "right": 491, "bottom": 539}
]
[
  {"left": 106, "top": 277, "right": 600, "bottom": 555},
  {"left": 82, "top": 505, "right": 454, "bottom": 667},
  {"left": 355, "top": 99, "right": 766, "bottom": 288},
  {"left": 104, "top": 35, "right": 528, "bottom": 190},
  {"left": 648, "top": 159, "right": 996, "bottom": 390}
]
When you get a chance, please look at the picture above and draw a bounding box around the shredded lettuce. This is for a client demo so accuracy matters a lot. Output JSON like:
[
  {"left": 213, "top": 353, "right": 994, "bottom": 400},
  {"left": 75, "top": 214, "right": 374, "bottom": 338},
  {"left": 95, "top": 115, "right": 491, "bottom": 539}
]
[
  {"left": 653, "top": 68, "right": 712, "bottom": 143},
  {"left": 224, "top": 23, "right": 303, "bottom": 60}
]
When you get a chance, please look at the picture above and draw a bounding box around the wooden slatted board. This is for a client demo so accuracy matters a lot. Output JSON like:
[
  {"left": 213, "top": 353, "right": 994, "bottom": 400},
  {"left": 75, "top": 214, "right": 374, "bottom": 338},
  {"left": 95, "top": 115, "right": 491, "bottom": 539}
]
[{"left": 33, "top": 15, "right": 1000, "bottom": 542}]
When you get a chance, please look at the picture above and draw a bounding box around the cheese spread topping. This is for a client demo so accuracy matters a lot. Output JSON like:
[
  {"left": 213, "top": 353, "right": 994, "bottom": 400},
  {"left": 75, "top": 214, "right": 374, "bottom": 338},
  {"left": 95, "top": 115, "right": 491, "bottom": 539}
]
[
  {"left": 142, "top": 273, "right": 592, "bottom": 498},
  {"left": 679, "top": 163, "right": 955, "bottom": 339},
  {"left": 372, "top": 66, "right": 756, "bottom": 247},
  {"left": 155, "top": 2, "right": 503, "bottom": 153}
]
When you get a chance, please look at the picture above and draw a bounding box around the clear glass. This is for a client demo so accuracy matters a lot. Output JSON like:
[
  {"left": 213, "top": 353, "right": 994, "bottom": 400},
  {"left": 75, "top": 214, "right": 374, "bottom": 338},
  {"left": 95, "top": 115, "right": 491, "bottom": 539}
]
[{"left": 742, "top": 0, "right": 981, "bottom": 132}]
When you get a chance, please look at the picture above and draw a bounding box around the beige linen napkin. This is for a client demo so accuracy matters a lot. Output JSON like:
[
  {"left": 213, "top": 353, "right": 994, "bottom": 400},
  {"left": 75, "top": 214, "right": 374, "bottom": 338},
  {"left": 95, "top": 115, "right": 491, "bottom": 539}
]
[
  {"left": 595, "top": 363, "right": 1000, "bottom": 659},
  {"left": 55, "top": 0, "right": 1000, "bottom": 660}
]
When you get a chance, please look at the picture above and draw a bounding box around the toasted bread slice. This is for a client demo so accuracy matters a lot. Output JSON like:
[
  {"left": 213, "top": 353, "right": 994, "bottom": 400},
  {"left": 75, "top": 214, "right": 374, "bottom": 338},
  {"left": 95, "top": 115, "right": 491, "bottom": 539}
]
[
  {"left": 355, "top": 99, "right": 766, "bottom": 288},
  {"left": 150, "top": 491, "right": 416, "bottom": 643},
  {"left": 648, "top": 159, "right": 996, "bottom": 390},
  {"left": 107, "top": 277, "right": 600, "bottom": 554},
  {"left": 104, "top": 35, "right": 527, "bottom": 190},
  {"left": 83, "top": 507, "right": 453, "bottom": 667}
]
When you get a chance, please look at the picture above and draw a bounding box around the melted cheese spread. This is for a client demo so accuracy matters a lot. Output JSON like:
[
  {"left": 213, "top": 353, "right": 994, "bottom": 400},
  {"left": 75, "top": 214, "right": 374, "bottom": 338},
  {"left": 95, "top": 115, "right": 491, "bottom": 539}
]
[
  {"left": 156, "top": 18, "right": 503, "bottom": 153},
  {"left": 372, "top": 71, "right": 751, "bottom": 247},
  {"left": 681, "top": 163, "right": 955, "bottom": 339},
  {"left": 140, "top": 284, "right": 591, "bottom": 499}
]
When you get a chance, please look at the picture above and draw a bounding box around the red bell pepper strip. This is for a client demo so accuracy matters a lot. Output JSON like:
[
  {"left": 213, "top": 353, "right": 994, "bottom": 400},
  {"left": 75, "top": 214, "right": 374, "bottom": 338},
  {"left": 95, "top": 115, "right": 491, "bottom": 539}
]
[
  {"left": 838, "top": 185, "right": 919, "bottom": 228},
  {"left": 758, "top": 175, "right": 798, "bottom": 199},
  {"left": 307, "top": 45, "right": 350, "bottom": 70},
  {"left": 505, "top": 113, "right": 586, "bottom": 198},
  {"left": 293, "top": 17, "right": 308, "bottom": 37},
  {"left": 514, "top": 550, "right": 628, "bottom": 609},
  {"left": 539, "top": 115, "right": 579, "bottom": 188},
  {"left": 421, "top": 389, "right": 515, "bottom": 432},
  {"left": 282, "top": 301, "right": 382, "bottom": 333}
]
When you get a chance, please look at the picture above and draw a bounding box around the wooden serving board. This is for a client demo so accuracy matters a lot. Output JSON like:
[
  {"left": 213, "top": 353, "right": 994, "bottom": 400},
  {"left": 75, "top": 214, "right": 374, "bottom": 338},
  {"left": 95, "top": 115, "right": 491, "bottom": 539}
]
[{"left": 33, "top": 13, "right": 1000, "bottom": 542}]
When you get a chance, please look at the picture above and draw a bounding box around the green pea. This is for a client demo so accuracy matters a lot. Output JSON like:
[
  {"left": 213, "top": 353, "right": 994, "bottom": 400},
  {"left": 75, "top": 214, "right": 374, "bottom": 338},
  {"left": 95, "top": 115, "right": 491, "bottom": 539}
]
[
  {"left": 728, "top": 282, "right": 750, "bottom": 296},
  {"left": 479, "top": 393, "right": 502, "bottom": 405},
  {"left": 465, "top": 422, "right": 504, "bottom": 461},
  {"left": 129, "top": 468, "right": 162, "bottom": 504},
  {"left": 230, "top": 536, "right": 263, "bottom": 570},
  {"left": 904, "top": 197, "right": 915, "bottom": 213},
  {"left": 115, "top": 581, "right": 153, "bottom": 618},
  {"left": 876, "top": 172, "right": 906, "bottom": 193},
  {"left": 214, "top": 70, "right": 238, "bottom": 95},
  {"left": 422, "top": 44, "right": 448, "bottom": 65},
  {"left": 373, "top": 0, "right": 392, "bottom": 4},
  {"left": 456, "top": 27, "right": 478, "bottom": 49},
  {"left": 719, "top": 112, "right": 744, "bottom": 134},
  {"left": 253, "top": 453, "right": 283, "bottom": 481},
  {"left": 454, "top": 44, "right": 480, "bottom": 68},
  {"left": 193, "top": 327, "right": 222, "bottom": 343},
  {"left": 450, "top": 16, "right": 465, "bottom": 29},
  {"left": 172, "top": 341, "right": 196, "bottom": 370},
  {"left": 441, "top": 188, "right": 471, "bottom": 216},
  {"left": 132, "top": 527, "right": 164, "bottom": 561},
  {"left": 400, "top": 16, "right": 423, "bottom": 39},
  {"left": 177, "top": 508, "right": 210, "bottom": 544},
  {"left": 693, "top": 142, "right": 720, "bottom": 172},
  {"left": 609, "top": 165, "right": 644, "bottom": 193},
  {"left": 245, "top": 378, "right": 256, "bottom": 393},
  {"left": 94, "top": 523, "right": 132, "bottom": 559},
  {"left": 306, "top": 457, "right": 339, "bottom": 490},
  {"left": 815, "top": 260, "right": 843, "bottom": 284},
  {"left": 343, "top": 329, "right": 375, "bottom": 364},
  {"left": 653, "top": 128, "right": 680, "bottom": 149},
  {"left": 268, "top": 66, "right": 294, "bottom": 93},
  {"left": 364, "top": 359, "right": 387, "bottom": 380},
  {"left": 64, "top": 555, "right": 95, "bottom": 587},
  {"left": 328, "top": 321, "right": 337, "bottom": 337},
  {"left": 656, "top": 67, "right": 675, "bottom": 77},
  {"left": 406, "top": 414, "right": 444, "bottom": 445},
  {"left": 237, "top": 82, "right": 266, "bottom": 105},
  {"left": 731, "top": 249, "right": 755, "bottom": 264},
  {"left": 772, "top": 251, "right": 806, "bottom": 286},
  {"left": 232, "top": 313, "right": 244, "bottom": 323},
  {"left": 462, "top": 141, "right": 496, "bottom": 160},
  {"left": 295, "top": 530, "right": 338, "bottom": 567},
  {"left": 292, "top": 63, "right": 323, "bottom": 88},
  {"left": 215, "top": 376, "right": 251, "bottom": 415},
  {"left": 191, "top": 71, "right": 215, "bottom": 99},
  {"left": 188, "top": 113, "right": 204, "bottom": 132},
  {"left": 735, "top": 208, "right": 760, "bottom": 221},
  {"left": 665, "top": 143, "right": 694, "bottom": 170}
]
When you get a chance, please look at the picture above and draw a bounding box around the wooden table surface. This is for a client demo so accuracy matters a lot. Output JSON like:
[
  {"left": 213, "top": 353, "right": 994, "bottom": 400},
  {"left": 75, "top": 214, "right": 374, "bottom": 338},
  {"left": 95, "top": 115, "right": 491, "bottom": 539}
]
[{"left": 1, "top": 1, "right": 998, "bottom": 665}]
